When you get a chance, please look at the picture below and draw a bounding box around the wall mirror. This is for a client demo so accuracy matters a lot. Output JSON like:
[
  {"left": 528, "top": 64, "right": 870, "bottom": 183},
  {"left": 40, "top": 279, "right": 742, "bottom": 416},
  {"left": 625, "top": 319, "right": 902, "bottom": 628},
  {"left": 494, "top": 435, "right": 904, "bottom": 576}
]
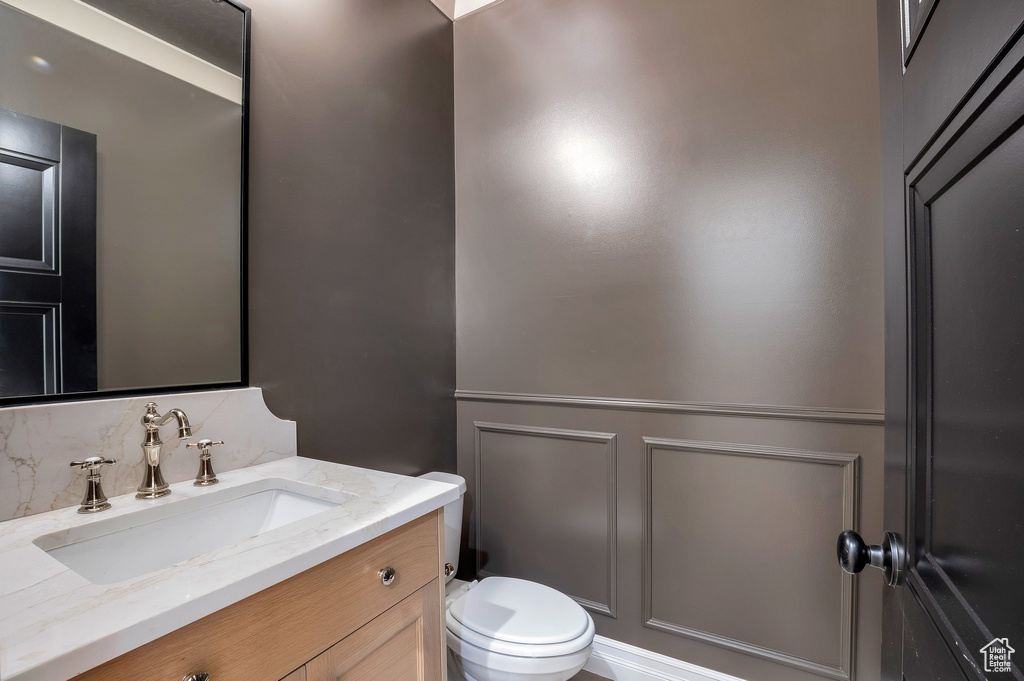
[{"left": 0, "top": 0, "right": 249, "bottom": 405}]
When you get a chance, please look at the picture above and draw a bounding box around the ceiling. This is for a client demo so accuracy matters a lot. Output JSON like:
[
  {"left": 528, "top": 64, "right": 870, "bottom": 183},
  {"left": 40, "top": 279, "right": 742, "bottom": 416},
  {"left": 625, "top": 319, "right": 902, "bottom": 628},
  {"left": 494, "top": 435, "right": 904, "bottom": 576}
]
[
  {"left": 430, "top": 0, "right": 503, "bottom": 21},
  {"left": 82, "top": 0, "right": 244, "bottom": 75}
]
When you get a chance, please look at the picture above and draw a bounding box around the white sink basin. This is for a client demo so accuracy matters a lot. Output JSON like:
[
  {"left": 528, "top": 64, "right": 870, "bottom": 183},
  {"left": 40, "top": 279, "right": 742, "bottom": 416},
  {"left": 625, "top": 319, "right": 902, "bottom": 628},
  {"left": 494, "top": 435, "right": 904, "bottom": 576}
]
[{"left": 34, "top": 478, "right": 352, "bottom": 584}]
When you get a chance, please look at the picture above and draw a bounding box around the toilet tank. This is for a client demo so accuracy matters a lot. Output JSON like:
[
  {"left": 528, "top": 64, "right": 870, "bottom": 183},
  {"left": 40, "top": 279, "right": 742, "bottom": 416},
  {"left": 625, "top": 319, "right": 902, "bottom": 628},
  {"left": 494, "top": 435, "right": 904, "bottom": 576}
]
[{"left": 419, "top": 472, "right": 466, "bottom": 583}]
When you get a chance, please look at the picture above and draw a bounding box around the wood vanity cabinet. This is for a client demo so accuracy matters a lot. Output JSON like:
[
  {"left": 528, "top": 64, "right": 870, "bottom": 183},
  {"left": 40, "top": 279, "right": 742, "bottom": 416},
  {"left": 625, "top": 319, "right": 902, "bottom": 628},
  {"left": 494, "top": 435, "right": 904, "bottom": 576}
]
[{"left": 73, "top": 510, "right": 446, "bottom": 681}]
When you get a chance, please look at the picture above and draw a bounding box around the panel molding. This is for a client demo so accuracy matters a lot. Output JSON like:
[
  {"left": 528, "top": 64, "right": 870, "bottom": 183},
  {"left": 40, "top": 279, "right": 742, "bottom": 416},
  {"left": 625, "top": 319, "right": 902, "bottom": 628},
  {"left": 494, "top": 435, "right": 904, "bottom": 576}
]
[
  {"left": 0, "top": 303, "right": 59, "bottom": 395},
  {"left": 0, "top": 149, "right": 58, "bottom": 274},
  {"left": 457, "top": 390, "right": 883, "bottom": 425},
  {"left": 473, "top": 421, "right": 617, "bottom": 617},
  {"left": 642, "top": 437, "right": 859, "bottom": 681}
]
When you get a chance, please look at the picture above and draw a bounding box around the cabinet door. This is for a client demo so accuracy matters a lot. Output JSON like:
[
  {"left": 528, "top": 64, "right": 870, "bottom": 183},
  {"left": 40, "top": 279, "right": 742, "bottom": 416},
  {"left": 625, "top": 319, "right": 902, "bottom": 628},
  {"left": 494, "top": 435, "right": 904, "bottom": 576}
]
[
  {"left": 280, "top": 668, "right": 306, "bottom": 681},
  {"left": 306, "top": 581, "right": 442, "bottom": 681}
]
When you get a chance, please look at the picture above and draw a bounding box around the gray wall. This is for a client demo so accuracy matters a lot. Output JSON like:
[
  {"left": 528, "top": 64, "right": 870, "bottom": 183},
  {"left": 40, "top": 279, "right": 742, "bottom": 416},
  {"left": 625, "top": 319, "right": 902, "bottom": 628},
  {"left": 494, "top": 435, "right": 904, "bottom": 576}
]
[
  {"left": 0, "top": 6, "right": 242, "bottom": 392},
  {"left": 455, "top": 1, "right": 885, "bottom": 680},
  {"left": 246, "top": 0, "right": 456, "bottom": 475}
]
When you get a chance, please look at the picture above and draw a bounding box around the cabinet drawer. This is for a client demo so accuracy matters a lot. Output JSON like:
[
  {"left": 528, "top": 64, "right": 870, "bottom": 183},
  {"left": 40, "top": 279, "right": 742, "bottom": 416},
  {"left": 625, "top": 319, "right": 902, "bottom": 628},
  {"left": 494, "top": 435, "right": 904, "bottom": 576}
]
[{"left": 73, "top": 510, "right": 441, "bottom": 681}]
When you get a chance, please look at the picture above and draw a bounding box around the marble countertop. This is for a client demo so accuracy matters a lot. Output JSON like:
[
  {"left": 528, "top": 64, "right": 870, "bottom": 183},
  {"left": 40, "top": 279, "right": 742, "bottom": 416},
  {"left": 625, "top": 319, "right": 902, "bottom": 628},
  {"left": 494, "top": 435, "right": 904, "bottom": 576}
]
[{"left": 0, "top": 457, "right": 460, "bottom": 681}]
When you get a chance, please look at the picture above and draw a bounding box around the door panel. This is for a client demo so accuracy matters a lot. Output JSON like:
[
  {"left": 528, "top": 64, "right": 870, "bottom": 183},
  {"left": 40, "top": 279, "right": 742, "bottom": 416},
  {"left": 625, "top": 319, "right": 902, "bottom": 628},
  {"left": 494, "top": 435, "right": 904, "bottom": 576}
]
[
  {"left": 0, "top": 107, "right": 96, "bottom": 396},
  {"left": 0, "top": 304, "right": 55, "bottom": 395},
  {"left": 896, "top": 5, "right": 1024, "bottom": 680},
  {"left": 902, "top": 0, "right": 1024, "bottom": 164},
  {"left": 926, "top": 125, "right": 1024, "bottom": 643},
  {"left": 870, "top": 1, "right": 1024, "bottom": 679},
  {"left": 904, "top": 39, "right": 1024, "bottom": 679},
  {"left": 0, "top": 159, "right": 49, "bottom": 263},
  {"left": 306, "top": 581, "right": 442, "bottom": 681}
]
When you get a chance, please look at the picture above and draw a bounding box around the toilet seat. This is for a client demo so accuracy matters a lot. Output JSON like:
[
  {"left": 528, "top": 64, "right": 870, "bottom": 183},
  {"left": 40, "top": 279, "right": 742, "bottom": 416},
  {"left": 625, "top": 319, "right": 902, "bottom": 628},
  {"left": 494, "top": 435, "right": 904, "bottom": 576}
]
[{"left": 446, "top": 577, "right": 595, "bottom": 658}]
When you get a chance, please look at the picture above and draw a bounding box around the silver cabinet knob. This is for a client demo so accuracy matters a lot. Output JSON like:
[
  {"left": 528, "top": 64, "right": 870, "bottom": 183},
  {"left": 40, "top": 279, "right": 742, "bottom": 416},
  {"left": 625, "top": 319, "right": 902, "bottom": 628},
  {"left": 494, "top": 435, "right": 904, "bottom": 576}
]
[
  {"left": 182, "top": 674, "right": 210, "bottom": 681},
  {"left": 378, "top": 566, "right": 396, "bottom": 586},
  {"left": 445, "top": 562, "right": 455, "bottom": 577}
]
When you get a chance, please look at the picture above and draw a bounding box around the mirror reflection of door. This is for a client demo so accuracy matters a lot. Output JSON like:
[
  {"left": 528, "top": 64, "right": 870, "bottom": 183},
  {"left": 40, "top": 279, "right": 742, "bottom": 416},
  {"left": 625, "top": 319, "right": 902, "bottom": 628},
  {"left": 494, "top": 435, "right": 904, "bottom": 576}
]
[
  {"left": 0, "top": 0, "right": 245, "bottom": 402},
  {"left": 0, "top": 107, "right": 96, "bottom": 397}
]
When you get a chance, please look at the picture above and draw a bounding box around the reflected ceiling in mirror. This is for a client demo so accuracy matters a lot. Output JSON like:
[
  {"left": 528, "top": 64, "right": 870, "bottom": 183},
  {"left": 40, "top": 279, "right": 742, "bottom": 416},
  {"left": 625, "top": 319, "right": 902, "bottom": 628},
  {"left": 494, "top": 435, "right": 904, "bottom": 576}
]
[{"left": 0, "top": 0, "right": 247, "bottom": 403}]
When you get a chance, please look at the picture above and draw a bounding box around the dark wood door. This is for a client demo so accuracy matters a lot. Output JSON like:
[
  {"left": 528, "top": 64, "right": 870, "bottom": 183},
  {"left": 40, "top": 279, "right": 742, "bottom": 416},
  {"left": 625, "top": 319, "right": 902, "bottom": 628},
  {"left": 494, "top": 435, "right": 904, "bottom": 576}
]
[
  {"left": 0, "top": 107, "right": 97, "bottom": 397},
  {"left": 843, "top": 1, "right": 1024, "bottom": 679}
]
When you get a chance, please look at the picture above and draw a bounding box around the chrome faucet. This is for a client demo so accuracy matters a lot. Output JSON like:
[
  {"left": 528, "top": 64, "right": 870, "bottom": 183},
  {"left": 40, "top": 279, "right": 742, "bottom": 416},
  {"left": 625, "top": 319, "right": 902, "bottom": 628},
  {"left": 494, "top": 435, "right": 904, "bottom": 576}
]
[{"left": 137, "top": 402, "right": 193, "bottom": 499}]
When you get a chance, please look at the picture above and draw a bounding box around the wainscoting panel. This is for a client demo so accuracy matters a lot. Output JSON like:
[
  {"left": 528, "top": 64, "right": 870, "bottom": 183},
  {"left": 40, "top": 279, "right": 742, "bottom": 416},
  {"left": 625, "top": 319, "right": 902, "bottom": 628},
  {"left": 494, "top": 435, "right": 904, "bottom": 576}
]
[
  {"left": 643, "top": 438, "right": 857, "bottom": 680},
  {"left": 474, "top": 421, "right": 617, "bottom": 616},
  {"left": 457, "top": 398, "right": 884, "bottom": 681}
]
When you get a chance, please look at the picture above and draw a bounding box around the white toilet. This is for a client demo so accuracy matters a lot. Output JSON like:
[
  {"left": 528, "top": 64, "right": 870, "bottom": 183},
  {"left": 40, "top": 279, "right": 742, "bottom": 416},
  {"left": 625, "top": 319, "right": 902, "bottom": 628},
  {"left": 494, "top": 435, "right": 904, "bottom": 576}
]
[{"left": 420, "top": 472, "right": 595, "bottom": 681}]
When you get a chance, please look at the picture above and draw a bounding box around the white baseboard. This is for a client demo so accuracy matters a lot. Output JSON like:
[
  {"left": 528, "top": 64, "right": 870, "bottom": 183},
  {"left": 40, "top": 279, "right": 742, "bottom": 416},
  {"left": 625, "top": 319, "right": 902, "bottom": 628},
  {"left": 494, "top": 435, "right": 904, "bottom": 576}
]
[{"left": 584, "top": 635, "right": 747, "bottom": 681}]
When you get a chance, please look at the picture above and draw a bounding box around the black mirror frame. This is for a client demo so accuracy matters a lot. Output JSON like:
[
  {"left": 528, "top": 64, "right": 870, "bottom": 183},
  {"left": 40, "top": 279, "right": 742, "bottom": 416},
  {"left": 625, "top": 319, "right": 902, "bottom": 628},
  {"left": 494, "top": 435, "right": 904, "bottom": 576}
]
[{"left": 0, "top": 0, "right": 251, "bottom": 408}]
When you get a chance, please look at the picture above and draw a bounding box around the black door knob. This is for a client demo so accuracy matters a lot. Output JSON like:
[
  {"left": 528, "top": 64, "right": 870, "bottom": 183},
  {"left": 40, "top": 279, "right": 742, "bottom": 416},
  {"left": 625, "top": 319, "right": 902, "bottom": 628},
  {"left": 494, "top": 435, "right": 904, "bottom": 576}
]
[{"left": 836, "top": 530, "right": 904, "bottom": 587}]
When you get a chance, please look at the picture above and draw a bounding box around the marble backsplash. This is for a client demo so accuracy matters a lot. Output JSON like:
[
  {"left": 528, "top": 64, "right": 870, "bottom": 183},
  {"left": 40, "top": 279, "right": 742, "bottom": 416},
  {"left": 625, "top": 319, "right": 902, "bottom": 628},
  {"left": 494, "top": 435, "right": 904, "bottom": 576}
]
[{"left": 0, "top": 387, "right": 296, "bottom": 521}]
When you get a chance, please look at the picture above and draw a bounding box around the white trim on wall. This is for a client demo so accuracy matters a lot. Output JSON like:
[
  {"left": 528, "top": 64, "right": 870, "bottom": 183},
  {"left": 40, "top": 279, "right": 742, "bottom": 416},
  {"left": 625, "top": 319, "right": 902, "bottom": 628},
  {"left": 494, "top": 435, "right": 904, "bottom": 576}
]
[
  {"left": 585, "top": 636, "right": 748, "bottom": 681},
  {"left": 2, "top": 0, "right": 243, "bottom": 104}
]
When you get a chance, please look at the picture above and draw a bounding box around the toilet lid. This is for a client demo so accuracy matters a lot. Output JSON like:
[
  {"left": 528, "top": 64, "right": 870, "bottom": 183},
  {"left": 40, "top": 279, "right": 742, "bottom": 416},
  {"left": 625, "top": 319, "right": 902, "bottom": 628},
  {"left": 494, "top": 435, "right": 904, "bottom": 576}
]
[{"left": 448, "top": 576, "right": 590, "bottom": 645}]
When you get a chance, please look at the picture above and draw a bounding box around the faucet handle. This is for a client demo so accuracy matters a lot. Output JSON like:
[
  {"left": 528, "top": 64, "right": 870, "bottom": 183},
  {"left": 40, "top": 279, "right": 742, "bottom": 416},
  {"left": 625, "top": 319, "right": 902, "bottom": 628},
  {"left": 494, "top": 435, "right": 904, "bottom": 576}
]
[
  {"left": 70, "top": 457, "right": 116, "bottom": 513},
  {"left": 185, "top": 439, "right": 224, "bottom": 452},
  {"left": 70, "top": 456, "right": 116, "bottom": 471},
  {"left": 186, "top": 439, "right": 223, "bottom": 486}
]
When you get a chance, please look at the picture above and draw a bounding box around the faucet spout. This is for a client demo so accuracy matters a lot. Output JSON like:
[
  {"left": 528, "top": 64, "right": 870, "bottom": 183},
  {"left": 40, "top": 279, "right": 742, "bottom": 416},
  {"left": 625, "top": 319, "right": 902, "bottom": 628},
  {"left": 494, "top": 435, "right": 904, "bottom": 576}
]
[
  {"left": 159, "top": 408, "right": 193, "bottom": 439},
  {"left": 136, "top": 402, "right": 193, "bottom": 499}
]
